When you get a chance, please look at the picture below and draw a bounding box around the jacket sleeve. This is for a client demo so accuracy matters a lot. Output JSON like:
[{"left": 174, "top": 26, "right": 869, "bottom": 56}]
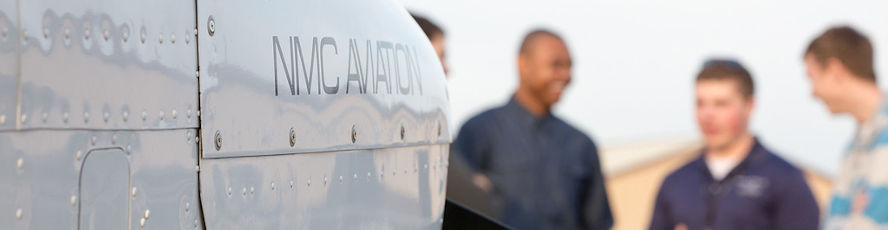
[
  {"left": 450, "top": 117, "right": 490, "bottom": 171},
  {"left": 772, "top": 170, "right": 820, "bottom": 229},
  {"left": 582, "top": 141, "right": 614, "bottom": 229},
  {"left": 649, "top": 180, "right": 673, "bottom": 230}
]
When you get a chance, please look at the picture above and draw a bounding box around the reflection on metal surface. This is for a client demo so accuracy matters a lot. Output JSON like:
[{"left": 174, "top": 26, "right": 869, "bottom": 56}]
[
  {"left": 197, "top": 0, "right": 450, "bottom": 158},
  {"left": 1, "top": 0, "right": 451, "bottom": 229},
  {"left": 16, "top": 0, "right": 197, "bottom": 131},
  {"left": 200, "top": 144, "right": 449, "bottom": 229},
  {"left": 0, "top": 130, "right": 202, "bottom": 229}
]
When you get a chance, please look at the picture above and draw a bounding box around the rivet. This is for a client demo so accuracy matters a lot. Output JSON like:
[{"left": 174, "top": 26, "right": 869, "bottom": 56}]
[
  {"left": 70, "top": 195, "right": 77, "bottom": 206},
  {"left": 400, "top": 125, "right": 405, "bottom": 140},
  {"left": 16, "top": 158, "right": 23, "bottom": 170},
  {"left": 103, "top": 112, "right": 109, "bottom": 123},
  {"left": 75, "top": 150, "right": 82, "bottom": 161},
  {"left": 307, "top": 177, "right": 311, "bottom": 187},
  {"left": 144, "top": 209, "right": 150, "bottom": 219},
  {"left": 241, "top": 187, "right": 246, "bottom": 197},
  {"left": 20, "top": 114, "right": 27, "bottom": 123},
  {"left": 126, "top": 145, "right": 132, "bottom": 153},
  {"left": 62, "top": 112, "right": 69, "bottom": 123},
  {"left": 132, "top": 187, "right": 138, "bottom": 197},
  {"left": 185, "top": 202, "right": 190, "bottom": 212},
  {"left": 64, "top": 28, "right": 69, "bottom": 39},
  {"left": 140, "top": 217, "right": 146, "bottom": 227},
  {"left": 226, "top": 187, "right": 232, "bottom": 197},
  {"left": 15, "top": 208, "right": 22, "bottom": 220},
  {"left": 111, "top": 135, "right": 117, "bottom": 145},
  {"left": 140, "top": 30, "right": 146, "bottom": 43},
  {"left": 289, "top": 127, "right": 296, "bottom": 147},
  {"left": 83, "top": 112, "right": 90, "bottom": 123},
  {"left": 289, "top": 180, "right": 294, "bottom": 189},
  {"left": 103, "top": 30, "right": 109, "bottom": 41},
  {"left": 195, "top": 71, "right": 199, "bottom": 77},
  {"left": 0, "top": 115, "right": 5, "bottom": 125},
  {"left": 193, "top": 219, "right": 199, "bottom": 229},
  {"left": 141, "top": 111, "right": 147, "bottom": 121},
  {"left": 339, "top": 176, "right": 343, "bottom": 183},
  {"left": 214, "top": 130, "right": 222, "bottom": 150},
  {"left": 353, "top": 173, "right": 358, "bottom": 180},
  {"left": 123, "top": 111, "right": 129, "bottom": 122},
  {"left": 170, "top": 34, "right": 176, "bottom": 44},
  {"left": 122, "top": 30, "right": 129, "bottom": 42},
  {"left": 351, "top": 125, "right": 357, "bottom": 143},
  {"left": 185, "top": 33, "right": 191, "bottom": 44},
  {"left": 171, "top": 109, "right": 177, "bottom": 119},
  {"left": 90, "top": 136, "right": 96, "bottom": 146},
  {"left": 186, "top": 131, "right": 192, "bottom": 142},
  {"left": 207, "top": 16, "right": 216, "bottom": 36},
  {"left": 271, "top": 182, "right": 276, "bottom": 191},
  {"left": 195, "top": 165, "right": 200, "bottom": 172},
  {"left": 193, "top": 28, "right": 198, "bottom": 36},
  {"left": 158, "top": 111, "right": 165, "bottom": 120},
  {"left": 186, "top": 109, "right": 192, "bottom": 118},
  {"left": 367, "top": 172, "right": 371, "bottom": 179},
  {"left": 83, "top": 27, "right": 89, "bottom": 40},
  {"left": 42, "top": 28, "right": 48, "bottom": 38},
  {"left": 41, "top": 113, "right": 48, "bottom": 123},
  {"left": 158, "top": 34, "right": 163, "bottom": 44},
  {"left": 324, "top": 176, "right": 328, "bottom": 185}
]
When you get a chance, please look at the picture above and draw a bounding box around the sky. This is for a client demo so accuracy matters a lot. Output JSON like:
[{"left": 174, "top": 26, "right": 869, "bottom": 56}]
[{"left": 399, "top": 0, "right": 888, "bottom": 176}]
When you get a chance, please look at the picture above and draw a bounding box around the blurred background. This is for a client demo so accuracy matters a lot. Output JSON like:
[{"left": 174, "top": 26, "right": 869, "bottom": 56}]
[{"left": 401, "top": 0, "right": 888, "bottom": 229}]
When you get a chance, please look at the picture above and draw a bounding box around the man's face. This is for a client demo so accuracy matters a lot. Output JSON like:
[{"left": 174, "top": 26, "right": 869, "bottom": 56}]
[
  {"left": 695, "top": 80, "right": 754, "bottom": 151},
  {"left": 430, "top": 34, "right": 448, "bottom": 75},
  {"left": 804, "top": 54, "right": 844, "bottom": 114},
  {"left": 519, "top": 36, "right": 572, "bottom": 108}
]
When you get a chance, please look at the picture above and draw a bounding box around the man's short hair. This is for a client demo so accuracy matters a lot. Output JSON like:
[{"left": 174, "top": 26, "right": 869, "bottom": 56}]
[
  {"left": 411, "top": 14, "right": 444, "bottom": 39},
  {"left": 519, "top": 29, "right": 564, "bottom": 55},
  {"left": 805, "top": 26, "right": 876, "bottom": 82},
  {"left": 696, "top": 59, "right": 755, "bottom": 98}
]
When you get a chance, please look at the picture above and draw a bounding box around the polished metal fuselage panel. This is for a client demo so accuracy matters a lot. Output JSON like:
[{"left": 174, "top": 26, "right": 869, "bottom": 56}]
[
  {"left": 1, "top": 0, "right": 450, "bottom": 229},
  {"left": 197, "top": 0, "right": 451, "bottom": 158}
]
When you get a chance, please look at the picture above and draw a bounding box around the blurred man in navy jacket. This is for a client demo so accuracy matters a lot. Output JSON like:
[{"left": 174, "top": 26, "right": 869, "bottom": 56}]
[{"left": 649, "top": 60, "right": 819, "bottom": 230}]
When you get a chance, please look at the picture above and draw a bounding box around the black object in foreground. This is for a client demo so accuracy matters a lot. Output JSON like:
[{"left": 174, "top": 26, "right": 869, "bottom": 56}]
[{"left": 442, "top": 199, "right": 511, "bottom": 230}]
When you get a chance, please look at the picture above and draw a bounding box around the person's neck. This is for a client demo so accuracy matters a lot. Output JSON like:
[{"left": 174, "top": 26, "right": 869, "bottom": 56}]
[
  {"left": 848, "top": 82, "right": 882, "bottom": 124},
  {"left": 514, "top": 88, "right": 550, "bottom": 117},
  {"left": 706, "top": 133, "right": 754, "bottom": 161}
]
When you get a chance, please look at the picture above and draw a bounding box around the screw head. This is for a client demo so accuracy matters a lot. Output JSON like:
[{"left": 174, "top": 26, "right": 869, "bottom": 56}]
[
  {"left": 207, "top": 16, "right": 216, "bottom": 36},
  {"left": 351, "top": 125, "right": 357, "bottom": 143},
  {"left": 400, "top": 125, "right": 406, "bottom": 140},
  {"left": 214, "top": 130, "right": 222, "bottom": 150},
  {"left": 289, "top": 128, "right": 296, "bottom": 147}
]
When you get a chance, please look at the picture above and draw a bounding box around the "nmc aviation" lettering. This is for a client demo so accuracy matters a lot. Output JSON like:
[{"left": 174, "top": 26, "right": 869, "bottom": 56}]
[{"left": 272, "top": 36, "right": 423, "bottom": 96}]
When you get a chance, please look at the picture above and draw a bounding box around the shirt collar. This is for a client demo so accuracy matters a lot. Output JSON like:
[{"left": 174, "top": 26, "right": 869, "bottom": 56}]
[
  {"left": 505, "top": 96, "right": 553, "bottom": 129},
  {"left": 855, "top": 93, "right": 888, "bottom": 148},
  {"left": 694, "top": 137, "right": 768, "bottom": 178}
]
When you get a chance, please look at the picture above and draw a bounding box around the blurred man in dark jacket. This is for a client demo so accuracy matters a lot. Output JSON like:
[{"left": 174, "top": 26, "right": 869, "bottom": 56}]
[{"left": 452, "top": 29, "right": 613, "bottom": 230}]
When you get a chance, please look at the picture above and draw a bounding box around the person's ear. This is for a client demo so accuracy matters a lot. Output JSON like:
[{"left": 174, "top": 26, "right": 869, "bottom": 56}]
[
  {"left": 825, "top": 57, "right": 848, "bottom": 83},
  {"left": 518, "top": 54, "right": 528, "bottom": 79}
]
